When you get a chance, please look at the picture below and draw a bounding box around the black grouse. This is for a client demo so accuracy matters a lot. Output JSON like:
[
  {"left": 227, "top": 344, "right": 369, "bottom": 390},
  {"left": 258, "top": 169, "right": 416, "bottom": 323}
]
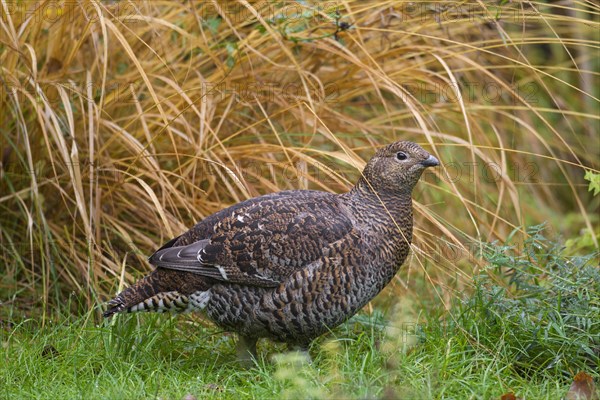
[{"left": 104, "top": 141, "right": 439, "bottom": 361}]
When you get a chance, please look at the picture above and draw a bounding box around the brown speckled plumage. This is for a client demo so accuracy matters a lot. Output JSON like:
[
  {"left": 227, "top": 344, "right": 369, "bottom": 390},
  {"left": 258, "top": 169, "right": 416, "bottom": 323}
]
[{"left": 104, "top": 141, "right": 439, "bottom": 357}]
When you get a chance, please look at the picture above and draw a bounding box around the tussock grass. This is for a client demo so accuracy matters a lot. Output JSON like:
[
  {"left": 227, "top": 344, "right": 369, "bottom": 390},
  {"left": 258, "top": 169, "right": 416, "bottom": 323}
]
[{"left": 1, "top": 0, "right": 597, "bottom": 318}]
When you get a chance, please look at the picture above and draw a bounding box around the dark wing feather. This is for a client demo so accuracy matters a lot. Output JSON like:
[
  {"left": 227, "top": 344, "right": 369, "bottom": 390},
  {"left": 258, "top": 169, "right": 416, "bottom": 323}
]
[
  {"left": 148, "top": 239, "right": 226, "bottom": 278},
  {"left": 148, "top": 191, "right": 356, "bottom": 288}
]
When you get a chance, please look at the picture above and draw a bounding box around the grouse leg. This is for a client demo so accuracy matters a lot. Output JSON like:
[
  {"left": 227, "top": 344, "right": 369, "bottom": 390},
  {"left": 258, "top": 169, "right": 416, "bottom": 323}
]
[{"left": 236, "top": 335, "right": 258, "bottom": 366}]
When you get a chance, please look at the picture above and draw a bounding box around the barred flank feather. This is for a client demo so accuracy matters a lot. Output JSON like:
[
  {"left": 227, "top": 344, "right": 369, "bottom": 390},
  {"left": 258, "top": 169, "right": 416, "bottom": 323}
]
[
  {"left": 103, "top": 268, "right": 211, "bottom": 317},
  {"left": 123, "top": 290, "right": 211, "bottom": 313},
  {"left": 127, "top": 291, "right": 190, "bottom": 313}
]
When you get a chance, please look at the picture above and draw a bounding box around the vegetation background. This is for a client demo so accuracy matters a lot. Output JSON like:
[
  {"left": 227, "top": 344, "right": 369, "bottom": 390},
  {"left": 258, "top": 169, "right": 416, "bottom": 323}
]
[{"left": 1, "top": 1, "right": 598, "bottom": 399}]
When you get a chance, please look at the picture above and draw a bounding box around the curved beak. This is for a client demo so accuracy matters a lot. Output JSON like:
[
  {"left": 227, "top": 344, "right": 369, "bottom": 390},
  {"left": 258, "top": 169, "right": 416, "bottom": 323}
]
[{"left": 421, "top": 154, "right": 440, "bottom": 167}]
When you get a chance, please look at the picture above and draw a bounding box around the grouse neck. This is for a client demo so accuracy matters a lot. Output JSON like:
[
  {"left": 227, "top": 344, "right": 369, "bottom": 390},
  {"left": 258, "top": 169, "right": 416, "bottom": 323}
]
[
  {"left": 341, "top": 182, "right": 414, "bottom": 263},
  {"left": 341, "top": 181, "right": 414, "bottom": 226},
  {"left": 348, "top": 180, "right": 413, "bottom": 207}
]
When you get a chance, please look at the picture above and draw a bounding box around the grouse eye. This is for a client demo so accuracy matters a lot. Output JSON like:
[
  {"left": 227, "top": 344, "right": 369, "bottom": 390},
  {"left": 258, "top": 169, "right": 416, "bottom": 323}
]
[{"left": 396, "top": 152, "right": 408, "bottom": 161}]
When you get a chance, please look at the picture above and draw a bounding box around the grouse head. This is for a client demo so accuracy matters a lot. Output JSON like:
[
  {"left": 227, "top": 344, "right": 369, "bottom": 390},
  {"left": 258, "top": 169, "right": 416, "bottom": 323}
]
[{"left": 360, "top": 141, "right": 439, "bottom": 195}]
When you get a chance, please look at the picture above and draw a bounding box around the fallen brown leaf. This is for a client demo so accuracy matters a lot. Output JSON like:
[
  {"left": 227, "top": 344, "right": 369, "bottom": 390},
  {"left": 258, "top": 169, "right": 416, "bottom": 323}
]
[{"left": 566, "top": 372, "right": 598, "bottom": 400}]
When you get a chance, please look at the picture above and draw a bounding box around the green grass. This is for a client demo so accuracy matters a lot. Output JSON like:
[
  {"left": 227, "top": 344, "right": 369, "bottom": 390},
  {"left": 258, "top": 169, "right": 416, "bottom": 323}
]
[
  {"left": 3, "top": 233, "right": 597, "bottom": 399},
  {"left": 0, "top": 309, "right": 583, "bottom": 399}
]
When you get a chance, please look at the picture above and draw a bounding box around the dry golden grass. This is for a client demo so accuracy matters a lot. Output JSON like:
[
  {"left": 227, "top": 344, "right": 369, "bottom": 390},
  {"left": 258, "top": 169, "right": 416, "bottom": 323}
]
[{"left": 0, "top": 1, "right": 598, "bottom": 320}]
